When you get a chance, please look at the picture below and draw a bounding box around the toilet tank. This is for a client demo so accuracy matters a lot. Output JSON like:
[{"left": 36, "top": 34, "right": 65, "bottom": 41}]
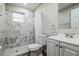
[{"left": 38, "top": 35, "right": 47, "bottom": 46}]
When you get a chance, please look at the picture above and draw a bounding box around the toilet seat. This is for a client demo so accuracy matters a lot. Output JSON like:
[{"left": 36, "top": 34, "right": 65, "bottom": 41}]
[{"left": 28, "top": 43, "right": 42, "bottom": 51}]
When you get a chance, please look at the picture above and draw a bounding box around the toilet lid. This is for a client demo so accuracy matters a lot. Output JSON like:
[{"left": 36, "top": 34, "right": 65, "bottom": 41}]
[{"left": 28, "top": 44, "right": 42, "bottom": 51}]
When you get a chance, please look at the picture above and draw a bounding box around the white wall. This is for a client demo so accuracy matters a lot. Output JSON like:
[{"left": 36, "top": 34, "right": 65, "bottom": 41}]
[
  {"left": 41, "top": 4, "right": 58, "bottom": 35},
  {"left": 34, "top": 3, "right": 58, "bottom": 43},
  {"left": 34, "top": 8, "right": 42, "bottom": 43},
  {"left": 58, "top": 4, "right": 79, "bottom": 35},
  {"left": 58, "top": 9, "right": 71, "bottom": 28}
]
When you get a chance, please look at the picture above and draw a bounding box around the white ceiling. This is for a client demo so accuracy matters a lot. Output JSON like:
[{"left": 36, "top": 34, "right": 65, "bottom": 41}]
[
  {"left": 6, "top": 3, "right": 75, "bottom": 11},
  {"left": 6, "top": 3, "right": 40, "bottom": 11},
  {"left": 58, "top": 3, "right": 74, "bottom": 11}
]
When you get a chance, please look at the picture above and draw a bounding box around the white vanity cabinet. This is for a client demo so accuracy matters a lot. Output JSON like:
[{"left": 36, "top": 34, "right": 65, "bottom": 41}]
[
  {"left": 47, "top": 38, "right": 79, "bottom": 56},
  {"left": 60, "top": 43, "right": 79, "bottom": 56},
  {"left": 47, "top": 39, "right": 60, "bottom": 56}
]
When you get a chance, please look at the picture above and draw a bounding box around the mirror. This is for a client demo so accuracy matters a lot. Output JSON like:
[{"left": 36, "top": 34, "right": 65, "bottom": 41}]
[
  {"left": 71, "top": 8, "right": 79, "bottom": 29},
  {"left": 58, "top": 3, "right": 79, "bottom": 29}
]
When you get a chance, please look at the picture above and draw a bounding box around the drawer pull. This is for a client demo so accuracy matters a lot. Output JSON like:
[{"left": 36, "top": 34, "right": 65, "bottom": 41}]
[
  {"left": 56, "top": 45, "right": 58, "bottom": 46},
  {"left": 0, "top": 15, "right": 2, "bottom": 16},
  {"left": 60, "top": 46, "right": 62, "bottom": 48}
]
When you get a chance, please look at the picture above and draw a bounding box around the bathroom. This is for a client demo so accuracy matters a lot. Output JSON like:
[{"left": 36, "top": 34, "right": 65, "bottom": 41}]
[{"left": 0, "top": 3, "right": 79, "bottom": 56}]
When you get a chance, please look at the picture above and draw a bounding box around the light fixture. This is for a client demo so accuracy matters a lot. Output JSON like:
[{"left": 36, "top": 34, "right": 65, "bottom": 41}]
[{"left": 24, "top": 3, "right": 27, "bottom": 5}]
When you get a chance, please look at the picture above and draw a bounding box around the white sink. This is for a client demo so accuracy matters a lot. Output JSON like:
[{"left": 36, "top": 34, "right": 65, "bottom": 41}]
[{"left": 48, "top": 34, "right": 79, "bottom": 46}]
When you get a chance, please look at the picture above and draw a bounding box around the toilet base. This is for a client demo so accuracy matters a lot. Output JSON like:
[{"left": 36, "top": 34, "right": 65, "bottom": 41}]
[{"left": 30, "top": 46, "right": 43, "bottom": 56}]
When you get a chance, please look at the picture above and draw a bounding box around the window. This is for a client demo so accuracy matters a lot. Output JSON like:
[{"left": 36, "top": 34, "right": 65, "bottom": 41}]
[{"left": 11, "top": 12, "right": 25, "bottom": 22}]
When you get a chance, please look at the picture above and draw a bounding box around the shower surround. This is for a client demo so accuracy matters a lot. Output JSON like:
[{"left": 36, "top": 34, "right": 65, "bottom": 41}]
[{"left": 5, "top": 5, "right": 35, "bottom": 48}]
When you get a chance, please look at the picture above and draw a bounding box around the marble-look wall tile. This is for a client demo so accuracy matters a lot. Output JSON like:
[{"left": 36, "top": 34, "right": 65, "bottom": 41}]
[{"left": 4, "top": 7, "right": 34, "bottom": 48}]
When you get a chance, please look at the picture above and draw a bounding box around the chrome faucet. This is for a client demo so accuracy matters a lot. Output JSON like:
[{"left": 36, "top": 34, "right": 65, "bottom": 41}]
[
  {"left": 65, "top": 33, "right": 69, "bottom": 37},
  {"left": 65, "top": 33, "right": 73, "bottom": 38},
  {"left": 70, "top": 34, "right": 73, "bottom": 38}
]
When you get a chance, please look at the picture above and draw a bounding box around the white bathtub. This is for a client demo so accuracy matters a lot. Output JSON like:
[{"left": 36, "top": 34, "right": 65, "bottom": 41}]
[{"left": 4, "top": 45, "right": 29, "bottom": 56}]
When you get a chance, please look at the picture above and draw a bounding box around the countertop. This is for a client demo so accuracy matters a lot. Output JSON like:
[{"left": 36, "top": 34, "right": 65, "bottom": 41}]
[{"left": 48, "top": 34, "right": 79, "bottom": 46}]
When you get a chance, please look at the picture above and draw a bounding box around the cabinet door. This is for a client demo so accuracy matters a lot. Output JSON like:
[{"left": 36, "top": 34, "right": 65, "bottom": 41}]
[
  {"left": 60, "top": 43, "right": 79, "bottom": 56},
  {"left": 60, "top": 46, "right": 79, "bottom": 56},
  {"left": 47, "top": 39, "right": 59, "bottom": 56},
  {"left": 47, "top": 42, "right": 55, "bottom": 56}
]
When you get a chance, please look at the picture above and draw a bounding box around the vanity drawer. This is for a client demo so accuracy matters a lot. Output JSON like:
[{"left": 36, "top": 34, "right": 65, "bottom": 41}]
[
  {"left": 47, "top": 38, "right": 59, "bottom": 45},
  {"left": 60, "top": 42, "right": 79, "bottom": 52}
]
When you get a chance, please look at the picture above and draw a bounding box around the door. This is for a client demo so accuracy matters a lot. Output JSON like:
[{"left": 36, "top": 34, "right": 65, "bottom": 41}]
[
  {"left": 47, "top": 39, "right": 59, "bottom": 56},
  {"left": 60, "top": 43, "right": 79, "bottom": 56}
]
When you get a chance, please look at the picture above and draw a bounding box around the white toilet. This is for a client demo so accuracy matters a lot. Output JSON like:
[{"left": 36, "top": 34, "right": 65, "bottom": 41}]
[
  {"left": 28, "top": 35, "right": 47, "bottom": 56},
  {"left": 28, "top": 43, "right": 42, "bottom": 56}
]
